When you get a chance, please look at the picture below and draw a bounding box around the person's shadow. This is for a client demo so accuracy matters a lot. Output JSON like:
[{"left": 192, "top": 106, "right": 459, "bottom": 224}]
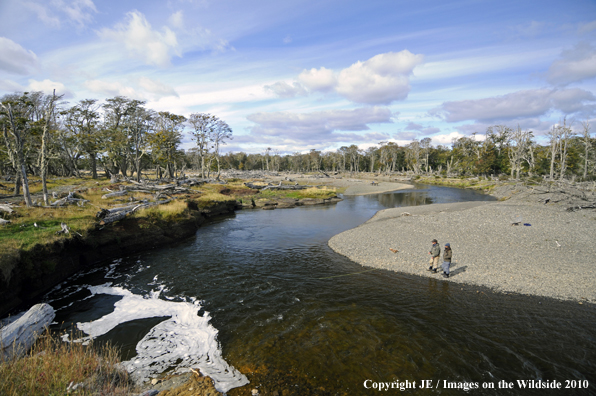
[{"left": 449, "top": 262, "right": 467, "bottom": 277}]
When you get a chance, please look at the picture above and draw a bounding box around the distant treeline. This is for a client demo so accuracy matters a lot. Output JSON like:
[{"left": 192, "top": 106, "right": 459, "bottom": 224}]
[
  {"left": 1, "top": 91, "right": 595, "bottom": 205},
  {"left": 221, "top": 123, "right": 595, "bottom": 182}
]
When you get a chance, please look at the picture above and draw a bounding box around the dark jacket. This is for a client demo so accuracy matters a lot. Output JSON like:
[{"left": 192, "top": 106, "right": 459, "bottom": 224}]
[{"left": 443, "top": 247, "right": 452, "bottom": 262}]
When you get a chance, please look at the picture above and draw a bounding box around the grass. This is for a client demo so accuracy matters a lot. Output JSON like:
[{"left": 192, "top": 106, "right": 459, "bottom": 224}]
[
  {"left": 0, "top": 329, "right": 136, "bottom": 396},
  {"left": 258, "top": 186, "right": 338, "bottom": 200},
  {"left": 0, "top": 176, "right": 339, "bottom": 266}
]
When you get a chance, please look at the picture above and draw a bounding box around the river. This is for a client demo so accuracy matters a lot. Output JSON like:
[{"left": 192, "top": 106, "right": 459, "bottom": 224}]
[{"left": 42, "top": 185, "right": 596, "bottom": 395}]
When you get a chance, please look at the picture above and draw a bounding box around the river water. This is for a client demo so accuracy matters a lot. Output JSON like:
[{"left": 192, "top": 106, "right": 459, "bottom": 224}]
[{"left": 42, "top": 185, "right": 596, "bottom": 395}]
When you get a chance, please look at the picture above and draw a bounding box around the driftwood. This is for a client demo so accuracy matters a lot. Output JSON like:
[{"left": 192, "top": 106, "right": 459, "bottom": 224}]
[
  {"left": 244, "top": 181, "right": 310, "bottom": 191},
  {"left": 0, "top": 204, "right": 16, "bottom": 213},
  {"left": 96, "top": 199, "right": 172, "bottom": 225},
  {"left": 567, "top": 203, "right": 596, "bottom": 212},
  {"left": 1, "top": 303, "right": 55, "bottom": 360},
  {"left": 102, "top": 190, "right": 128, "bottom": 199},
  {"left": 51, "top": 192, "right": 89, "bottom": 207},
  {"left": 55, "top": 222, "right": 70, "bottom": 234},
  {"left": 0, "top": 218, "right": 10, "bottom": 225}
]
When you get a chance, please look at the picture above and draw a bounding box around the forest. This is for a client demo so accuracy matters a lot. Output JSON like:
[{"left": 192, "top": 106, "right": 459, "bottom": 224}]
[{"left": 2, "top": 91, "right": 595, "bottom": 207}]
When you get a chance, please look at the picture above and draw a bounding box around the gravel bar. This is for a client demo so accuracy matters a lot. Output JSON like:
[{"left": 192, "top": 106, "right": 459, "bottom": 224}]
[{"left": 328, "top": 200, "right": 596, "bottom": 304}]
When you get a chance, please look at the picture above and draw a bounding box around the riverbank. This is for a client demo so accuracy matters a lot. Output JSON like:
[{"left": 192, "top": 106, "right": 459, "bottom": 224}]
[{"left": 329, "top": 192, "right": 596, "bottom": 304}]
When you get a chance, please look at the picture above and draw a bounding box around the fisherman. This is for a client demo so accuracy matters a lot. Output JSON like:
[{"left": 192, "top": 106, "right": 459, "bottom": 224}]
[
  {"left": 428, "top": 239, "right": 440, "bottom": 273},
  {"left": 442, "top": 243, "right": 452, "bottom": 278}
]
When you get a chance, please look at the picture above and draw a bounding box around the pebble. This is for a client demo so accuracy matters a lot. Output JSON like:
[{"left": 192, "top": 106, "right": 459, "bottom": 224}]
[{"left": 329, "top": 200, "right": 596, "bottom": 304}]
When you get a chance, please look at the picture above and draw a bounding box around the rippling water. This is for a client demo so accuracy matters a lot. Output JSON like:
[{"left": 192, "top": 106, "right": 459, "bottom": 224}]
[{"left": 42, "top": 185, "right": 596, "bottom": 395}]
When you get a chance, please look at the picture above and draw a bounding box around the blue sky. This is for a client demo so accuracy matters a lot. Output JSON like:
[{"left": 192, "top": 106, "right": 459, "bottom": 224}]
[{"left": 1, "top": 0, "right": 595, "bottom": 154}]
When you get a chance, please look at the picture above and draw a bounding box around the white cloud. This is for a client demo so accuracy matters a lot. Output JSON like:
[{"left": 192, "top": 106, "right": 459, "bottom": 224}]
[
  {"left": 84, "top": 79, "right": 140, "bottom": 98},
  {"left": 99, "top": 10, "right": 180, "bottom": 68},
  {"left": 55, "top": 0, "right": 97, "bottom": 27},
  {"left": 0, "top": 37, "right": 39, "bottom": 75},
  {"left": 336, "top": 51, "right": 424, "bottom": 104},
  {"left": 0, "top": 79, "right": 25, "bottom": 92},
  {"left": 165, "top": 10, "right": 232, "bottom": 53},
  {"left": 546, "top": 42, "right": 596, "bottom": 86},
  {"left": 267, "top": 50, "right": 423, "bottom": 104},
  {"left": 138, "top": 77, "right": 178, "bottom": 98},
  {"left": 245, "top": 107, "right": 394, "bottom": 146},
  {"left": 431, "top": 132, "right": 466, "bottom": 145},
  {"left": 168, "top": 10, "right": 185, "bottom": 29},
  {"left": 24, "top": 0, "right": 97, "bottom": 28},
  {"left": 298, "top": 67, "right": 337, "bottom": 92},
  {"left": 263, "top": 81, "right": 307, "bottom": 98},
  {"left": 432, "top": 88, "right": 596, "bottom": 122},
  {"left": 578, "top": 20, "right": 596, "bottom": 34},
  {"left": 27, "top": 79, "right": 72, "bottom": 97}
]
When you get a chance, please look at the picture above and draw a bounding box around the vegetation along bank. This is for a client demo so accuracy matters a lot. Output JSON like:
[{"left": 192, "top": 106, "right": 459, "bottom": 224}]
[{"left": 0, "top": 174, "right": 341, "bottom": 317}]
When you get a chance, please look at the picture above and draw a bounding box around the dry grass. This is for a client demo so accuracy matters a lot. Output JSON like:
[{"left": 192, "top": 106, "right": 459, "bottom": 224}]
[
  {"left": 135, "top": 199, "right": 189, "bottom": 222},
  {"left": 0, "top": 329, "right": 136, "bottom": 396}
]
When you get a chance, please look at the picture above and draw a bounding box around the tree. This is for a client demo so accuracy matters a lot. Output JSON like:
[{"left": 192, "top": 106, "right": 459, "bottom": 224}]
[
  {"left": 405, "top": 140, "right": 421, "bottom": 174},
  {"left": 150, "top": 111, "right": 186, "bottom": 179},
  {"left": 580, "top": 120, "right": 592, "bottom": 179},
  {"left": 188, "top": 113, "right": 218, "bottom": 179},
  {"left": 508, "top": 125, "right": 533, "bottom": 179},
  {"left": 39, "top": 90, "right": 62, "bottom": 205},
  {"left": 0, "top": 93, "right": 35, "bottom": 206},
  {"left": 420, "top": 137, "right": 432, "bottom": 174},
  {"left": 64, "top": 99, "right": 101, "bottom": 179},
  {"left": 547, "top": 118, "right": 574, "bottom": 180},
  {"left": 211, "top": 119, "right": 233, "bottom": 179},
  {"left": 126, "top": 102, "right": 152, "bottom": 182}
]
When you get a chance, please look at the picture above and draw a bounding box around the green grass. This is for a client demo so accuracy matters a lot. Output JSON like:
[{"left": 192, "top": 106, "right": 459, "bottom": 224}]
[{"left": 0, "top": 330, "right": 136, "bottom": 396}]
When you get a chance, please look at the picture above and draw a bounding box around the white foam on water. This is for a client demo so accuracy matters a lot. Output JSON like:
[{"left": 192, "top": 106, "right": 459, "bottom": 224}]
[{"left": 74, "top": 285, "right": 249, "bottom": 393}]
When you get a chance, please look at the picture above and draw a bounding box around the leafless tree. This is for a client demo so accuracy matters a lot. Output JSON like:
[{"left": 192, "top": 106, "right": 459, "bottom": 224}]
[
  {"left": 188, "top": 113, "right": 218, "bottom": 179},
  {"left": 580, "top": 120, "right": 592, "bottom": 179},
  {"left": 508, "top": 125, "right": 533, "bottom": 179}
]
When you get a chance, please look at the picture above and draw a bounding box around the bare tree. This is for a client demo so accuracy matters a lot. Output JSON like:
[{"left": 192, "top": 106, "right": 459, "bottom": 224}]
[
  {"left": 39, "top": 90, "right": 63, "bottom": 205},
  {"left": 211, "top": 119, "right": 233, "bottom": 179},
  {"left": 508, "top": 125, "right": 533, "bottom": 179},
  {"left": 420, "top": 137, "right": 432, "bottom": 174},
  {"left": 405, "top": 140, "right": 421, "bottom": 174},
  {"left": 581, "top": 120, "right": 592, "bottom": 179},
  {"left": 188, "top": 113, "right": 218, "bottom": 179}
]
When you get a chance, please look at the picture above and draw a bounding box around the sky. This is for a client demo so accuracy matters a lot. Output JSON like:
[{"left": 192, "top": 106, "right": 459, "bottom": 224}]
[{"left": 0, "top": 0, "right": 595, "bottom": 154}]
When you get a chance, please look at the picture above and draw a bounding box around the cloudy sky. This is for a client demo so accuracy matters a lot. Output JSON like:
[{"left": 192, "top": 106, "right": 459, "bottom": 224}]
[{"left": 1, "top": 0, "right": 595, "bottom": 153}]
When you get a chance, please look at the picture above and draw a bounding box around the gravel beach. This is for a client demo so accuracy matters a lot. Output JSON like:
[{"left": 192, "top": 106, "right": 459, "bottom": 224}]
[{"left": 329, "top": 199, "right": 596, "bottom": 304}]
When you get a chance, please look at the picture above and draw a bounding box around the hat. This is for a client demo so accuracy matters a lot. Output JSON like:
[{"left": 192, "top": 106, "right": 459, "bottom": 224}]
[
  {"left": 431, "top": 239, "right": 437, "bottom": 243},
  {"left": 445, "top": 243, "right": 450, "bottom": 247}
]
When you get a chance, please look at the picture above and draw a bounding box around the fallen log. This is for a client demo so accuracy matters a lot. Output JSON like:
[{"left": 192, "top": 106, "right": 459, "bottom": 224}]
[
  {"left": 56, "top": 222, "right": 70, "bottom": 235},
  {"left": 98, "top": 199, "right": 172, "bottom": 225},
  {"left": 1, "top": 303, "right": 55, "bottom": 360},
  {"left": 0, "top": 204, "right": 15, "bottom": 213},
  {"left": 567, "top": 204, "right": 596, "bottom": 212},
  {"left": 51, "top": 192, "right": 89, "bottom": 206},
  {"left": 102, "top": 190, "right": 128, "bottom": 199},
  {"left": 0, "top": 218, "right": 10, "bottom": 225}
]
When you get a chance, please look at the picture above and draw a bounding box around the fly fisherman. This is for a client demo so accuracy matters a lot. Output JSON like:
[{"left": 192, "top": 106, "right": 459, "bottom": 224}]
[{"left": 428, "top": 239, "right": 440, "bottom": 273}]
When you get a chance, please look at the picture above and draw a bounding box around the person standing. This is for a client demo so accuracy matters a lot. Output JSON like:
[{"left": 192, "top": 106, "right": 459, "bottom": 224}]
[
  {"left": 442, "top": 243, "right": 452, "bottom": 278},
  {"left": 428, "top": 239, "right": 440, "bottom": 273}
]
